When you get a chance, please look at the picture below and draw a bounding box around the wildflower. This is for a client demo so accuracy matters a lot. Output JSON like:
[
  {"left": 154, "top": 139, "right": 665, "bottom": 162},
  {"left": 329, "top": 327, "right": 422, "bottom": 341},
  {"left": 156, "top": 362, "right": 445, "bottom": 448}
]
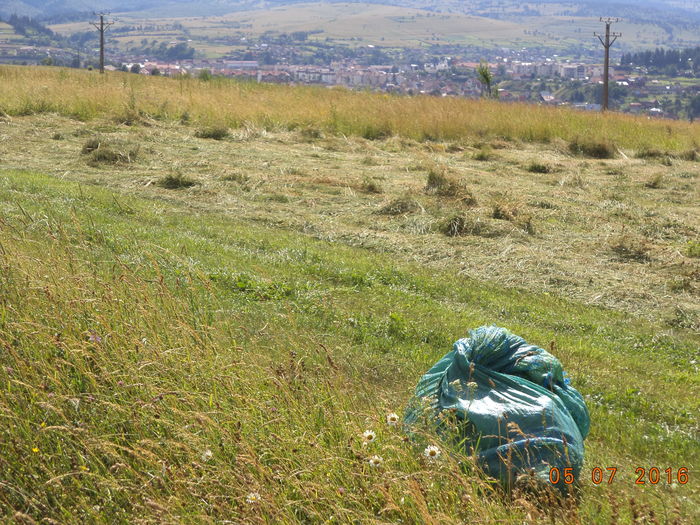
[
  {"left": 32, "top": 447, "right": 39, "bottom": 453},
  {"left": 423, "top": 445, "right": 441, "bottom": 461},
  {"left": 246, "top": 492, "right": 261, "bottom": 504},
  {"left": 448, "top": 379, "right": 464, "bottom": 392},
  {"left": 201, "top": 449, "right": 213, "bottom": 462},
  {"left": 466, "top": 382, "right": 478, "bottom": 392},
  {"left": 362, "top": 430, "right": 376, "bottom": 443},
  {"left": 88, "top": 331, "right": 102, "bottom": 343},
  {"left": 386, "top": 413, "right": 399, "bottom": 426},
  {"left": 368, "top": 455, "right": 383, "bottom": 468},
  {"left": 80, "top": 465, "right": 89, "bottom": 471}
]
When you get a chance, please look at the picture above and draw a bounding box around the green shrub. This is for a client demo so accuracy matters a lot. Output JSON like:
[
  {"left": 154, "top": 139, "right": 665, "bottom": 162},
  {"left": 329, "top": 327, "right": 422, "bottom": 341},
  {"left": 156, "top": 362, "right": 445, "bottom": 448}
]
[
  {"left": 425, "top": 166, "right": 451, "bottom": 192},
  {"left": 686, "top": 241, "right": 700, "bottom": 258},
  {"left": 472, "top": 147, "right": 493, "bottom": 161},
  {"left": 638, "top": 147, "right": 697, "bottom": 162},
  {"left": 491, "top": 197, "right": 520, "bottom": 221},
  {"left": 300, "top": 126, "right": 323, "bottom": 140},
  {"left": 81, "top": 137, "right": 103, "bottom": 154},
  {"left": 88, "top": 148, "right": 120, "bottom": 165},
  {"left": 677, "top": 149, "right": 698, "bottom": 162},
  {"left": 377, "top": 197, "right": 421, "bottom": 216},
  {"left": 529, "top": 200, "right": 557, "bottom": 209},
  {"left": 609, "top": 235, "right": 651, "bottom": 262},
  {"left": 158, "top": 173, "right": 196, "bottom": 189},
  {"left": 635, "top": 146, "right": 666, "bottom": 159},
  {"left": 644, "top": 174, "right": 664, "bottom": 189},
  {"left": 265, "top": 193, "right": 291, "bottom": 203},
  {"left": 425, "top": 166, "right": 477, "bottom": 204},
  {"left": 360, "top": 178, "right": 383, "bottom": 194},
  {"left": 82, "top": 136, "right": 139, "bottom": 166},
  {"left": 527, "top": 161, "right": 552, "bottom": 173},
  {"left": 569, "top": 137, "right": 616, "bottom": 159},
  {"left": 222, "top": 172, "right": 250, "bottom": 184},
  {"left": 195, "top": 126, "right": 229, "bottom": 140},
  {"left": 439, "top": 214, "right": 498, "bottom": 237},
  {"left": 361, "top": 123, "right": 392, "bottom": 141}
]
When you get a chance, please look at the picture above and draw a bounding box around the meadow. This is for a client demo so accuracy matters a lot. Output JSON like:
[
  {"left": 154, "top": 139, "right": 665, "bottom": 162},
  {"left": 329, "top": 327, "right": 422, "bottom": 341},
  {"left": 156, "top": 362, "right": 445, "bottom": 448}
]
[
  {"left": 1, "top": 66, "right": 700, "bottom": 151},
  {"left": 0, "top": 66, "right": 698, "bottom": 523}
]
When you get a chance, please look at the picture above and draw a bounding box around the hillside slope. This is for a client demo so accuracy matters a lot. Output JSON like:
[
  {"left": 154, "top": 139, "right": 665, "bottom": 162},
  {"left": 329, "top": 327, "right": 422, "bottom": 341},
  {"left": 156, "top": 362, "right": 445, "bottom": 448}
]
[{"left": 0, "top": 67, "right": 698, "bottom": 523}]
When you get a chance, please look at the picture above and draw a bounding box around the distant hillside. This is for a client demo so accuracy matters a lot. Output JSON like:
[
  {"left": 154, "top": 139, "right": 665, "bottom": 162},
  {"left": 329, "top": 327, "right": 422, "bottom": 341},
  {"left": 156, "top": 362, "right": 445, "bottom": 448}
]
[
  {"left": 4, "top": 0, "right": 700, "bottom": 23},
  {"left": 6, "top": 1, "right": 700, "bottom": 53}
]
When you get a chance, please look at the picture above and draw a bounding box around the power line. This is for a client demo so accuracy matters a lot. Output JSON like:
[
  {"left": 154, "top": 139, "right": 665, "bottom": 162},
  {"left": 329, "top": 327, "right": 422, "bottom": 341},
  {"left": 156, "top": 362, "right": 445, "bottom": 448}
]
[
  {"left": 91, "top": 12, "right": 114, "bottom": 74},
  {"left": 594, "top": 17, "right": 622, "bottom": 111}
]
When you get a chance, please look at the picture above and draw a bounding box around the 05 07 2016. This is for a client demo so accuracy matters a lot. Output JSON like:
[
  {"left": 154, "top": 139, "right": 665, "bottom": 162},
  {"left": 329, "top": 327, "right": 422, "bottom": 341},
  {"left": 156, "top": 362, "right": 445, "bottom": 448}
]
[{"left": 548, "top": 467, "right": 689, "bottom": 485}]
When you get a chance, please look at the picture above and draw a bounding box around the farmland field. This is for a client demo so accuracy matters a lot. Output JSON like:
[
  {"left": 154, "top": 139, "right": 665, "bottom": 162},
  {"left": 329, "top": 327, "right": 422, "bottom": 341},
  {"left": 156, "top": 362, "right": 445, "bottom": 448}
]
[
  {"left": 47, "top": 2, "right": 700, "bottom": 57},
  {"left": 0, "top": 67, "right": 698, "bottom": 523}
]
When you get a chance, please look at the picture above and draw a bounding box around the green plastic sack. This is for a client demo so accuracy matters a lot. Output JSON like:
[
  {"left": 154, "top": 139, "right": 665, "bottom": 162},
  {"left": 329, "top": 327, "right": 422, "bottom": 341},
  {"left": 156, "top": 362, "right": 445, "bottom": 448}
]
[{"left": 404, "top": 325, "right": 589, "bottom": 489}]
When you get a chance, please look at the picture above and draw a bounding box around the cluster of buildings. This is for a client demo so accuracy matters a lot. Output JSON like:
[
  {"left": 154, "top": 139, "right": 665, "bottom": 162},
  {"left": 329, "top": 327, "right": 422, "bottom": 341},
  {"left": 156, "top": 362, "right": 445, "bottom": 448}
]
[
  {"left": 112, "top": 55, "right": 698, "bottom": 117},
  {"left": 117, "top": 58, "right": 484, "bottom": 97},
  {"left": 119, "top": 56, "right": 617, "bottom": 88},
  {"left": 505, "top": 60, "right": 603, "bottom": 80},
  {"left": 0, "top": 42, "right": 74, "bottom": 64},
  {"left": 2, "top": 38, "right": 697, "bottom": 118}
]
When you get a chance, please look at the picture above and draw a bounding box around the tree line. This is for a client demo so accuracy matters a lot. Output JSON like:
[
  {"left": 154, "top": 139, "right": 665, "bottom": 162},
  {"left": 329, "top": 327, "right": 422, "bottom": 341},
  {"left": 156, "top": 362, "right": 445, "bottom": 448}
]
[
  {"left": 620, "top": 46, "right": 700, "bottom": 76},
  {"left": 3, "top": 14, "right": 56, "bottom": 38}
]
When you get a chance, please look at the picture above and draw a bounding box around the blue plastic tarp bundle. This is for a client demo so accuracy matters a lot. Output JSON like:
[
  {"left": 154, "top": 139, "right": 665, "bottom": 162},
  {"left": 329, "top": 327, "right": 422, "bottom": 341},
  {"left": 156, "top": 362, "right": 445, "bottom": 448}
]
[{"left": 404, "top": 325, "right": 589, "bottom": 490}]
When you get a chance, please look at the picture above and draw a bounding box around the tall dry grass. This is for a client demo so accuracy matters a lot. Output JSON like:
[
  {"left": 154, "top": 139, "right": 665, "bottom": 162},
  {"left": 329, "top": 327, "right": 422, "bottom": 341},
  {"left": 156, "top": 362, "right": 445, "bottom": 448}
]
[{"left": 1, "top": 65, "right": 699, "bottom": 151}]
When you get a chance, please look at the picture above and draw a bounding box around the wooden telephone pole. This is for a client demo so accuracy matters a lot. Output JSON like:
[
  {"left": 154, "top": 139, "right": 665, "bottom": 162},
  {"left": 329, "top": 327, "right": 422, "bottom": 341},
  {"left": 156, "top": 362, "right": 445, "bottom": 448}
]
[
  {"left": 594, "top": 17, "right": 622, "bottom": 111},
  {"left": 91, "top": 13, "right": 114, "bottom": 74}
]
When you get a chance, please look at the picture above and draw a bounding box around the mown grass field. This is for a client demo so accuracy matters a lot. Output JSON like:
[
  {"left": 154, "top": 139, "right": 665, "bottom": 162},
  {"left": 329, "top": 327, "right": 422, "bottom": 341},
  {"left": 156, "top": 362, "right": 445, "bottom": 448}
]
[{"left": 0, "top": 67, "right": 698, "bottom": 523}]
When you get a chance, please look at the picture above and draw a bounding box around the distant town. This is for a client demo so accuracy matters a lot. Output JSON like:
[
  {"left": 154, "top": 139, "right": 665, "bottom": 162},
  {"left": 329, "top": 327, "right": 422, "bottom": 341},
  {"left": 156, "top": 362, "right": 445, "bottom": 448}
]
[{"left": 1, "top": 18, "right": 699, "bottom": 121}]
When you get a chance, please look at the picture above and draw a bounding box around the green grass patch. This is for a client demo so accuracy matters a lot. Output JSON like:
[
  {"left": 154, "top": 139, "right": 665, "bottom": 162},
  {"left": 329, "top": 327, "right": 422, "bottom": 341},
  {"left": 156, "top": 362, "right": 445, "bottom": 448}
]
[{"left": 0, "top": 169, "right": 697, "bottom": 523}]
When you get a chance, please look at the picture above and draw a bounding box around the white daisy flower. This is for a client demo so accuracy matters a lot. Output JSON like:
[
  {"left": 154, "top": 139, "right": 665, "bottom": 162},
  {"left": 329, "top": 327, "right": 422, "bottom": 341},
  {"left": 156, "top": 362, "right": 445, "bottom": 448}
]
[
  {"left": 362, "top": 430, "right": 376, "bottom": 443},
  {"left": 386, "top": 413, "right": 400, "bottom": 426},
  {"left": 201, "top": 449, "right": 213, "bottom": 462},
  {"left": 368, "top": 455, "right": 383, "bottom": 468},
  {"left": 246, "top": 492, "right": 261, "bottom": 504},
  {"left": 423, "top": 445, "right": 441, "bottom": 461}
]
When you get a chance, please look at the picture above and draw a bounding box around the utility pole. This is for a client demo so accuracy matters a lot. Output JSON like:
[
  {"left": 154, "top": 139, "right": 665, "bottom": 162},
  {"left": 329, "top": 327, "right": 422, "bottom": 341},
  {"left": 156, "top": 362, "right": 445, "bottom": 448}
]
[
  {"left": 91, "top": 13, "right": 114, "bottom": 74},
  {"left": 594, "top": 17, "right": 621, "bottom": 111}
]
